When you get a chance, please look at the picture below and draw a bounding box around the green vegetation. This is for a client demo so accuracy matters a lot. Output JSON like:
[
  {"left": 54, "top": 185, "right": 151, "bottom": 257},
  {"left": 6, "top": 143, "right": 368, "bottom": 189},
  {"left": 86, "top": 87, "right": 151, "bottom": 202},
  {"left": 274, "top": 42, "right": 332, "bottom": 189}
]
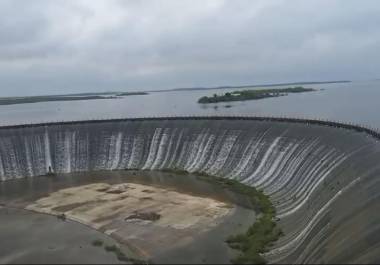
[
  {"left": 104, "top": 244, "right": 127, "bottom": 262},
  {"left": 198, "top": 86, "right": 315, "bottom": 104},
  {"left": 102, "top": 244, "right": 145, "bottom": 264},
  {"left": 92, "top": 239, "right": 104, "bottom": 247},
  {"left": 45, "top": 166, "right": 56, "bottom": 177},
  {"left": 196, "top": 173, "right": 283, "bottom": 264},
  {"left": 57, "top": 213, "right": 66, "bottom": 221},
  {"left": 116, "top": 92, "right": 149, "bottom": 96},
  {"left": 157, "top": 169, "right": 283, "bottom": 264},
  {"left": 45, "top": 172, "right": 56, "bottom": 177},
  {"left": 0, "top": 95, "right": 116, "bottom": 106},
  {"left": 105, "top": 244, "right": 119, "bottom": 252}
]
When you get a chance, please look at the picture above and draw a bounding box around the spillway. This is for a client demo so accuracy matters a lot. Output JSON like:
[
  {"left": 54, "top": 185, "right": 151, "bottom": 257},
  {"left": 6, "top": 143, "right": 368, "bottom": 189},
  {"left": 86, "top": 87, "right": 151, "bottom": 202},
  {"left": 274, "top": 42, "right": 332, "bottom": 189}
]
[{"left": 0, "top": 117, "right": 379, "bottom": 264}]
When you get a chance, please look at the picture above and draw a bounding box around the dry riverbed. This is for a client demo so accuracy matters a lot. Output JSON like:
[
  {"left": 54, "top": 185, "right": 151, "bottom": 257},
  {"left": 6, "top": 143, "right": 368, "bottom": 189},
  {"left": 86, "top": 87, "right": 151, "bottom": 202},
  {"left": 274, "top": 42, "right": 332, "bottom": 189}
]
[
  {"left": 0, "top": 170, "right": 256, "bottom": 264},
  {"left": 26, "top": 182, "right": 234, "bottom": 260}
]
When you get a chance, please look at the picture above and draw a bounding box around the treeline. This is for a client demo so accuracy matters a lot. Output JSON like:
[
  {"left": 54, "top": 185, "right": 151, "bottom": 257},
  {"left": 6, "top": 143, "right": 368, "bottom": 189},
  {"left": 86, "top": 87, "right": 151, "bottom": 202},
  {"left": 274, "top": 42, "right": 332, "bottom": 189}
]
[
  {"left": 116, "top": 92, "right": 148, "bottom": 96},
  {"left": 0, "top": 95, "right": 116, "bottom": 106},
  {"left": 198, "top": 86, "right": 315, "bottom": 103}
]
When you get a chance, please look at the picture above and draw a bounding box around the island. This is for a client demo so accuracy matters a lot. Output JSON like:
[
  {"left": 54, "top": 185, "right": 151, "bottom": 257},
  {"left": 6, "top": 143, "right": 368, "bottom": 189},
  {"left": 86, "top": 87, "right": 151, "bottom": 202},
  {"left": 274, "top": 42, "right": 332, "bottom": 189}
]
[
  {"left": 0, "top": 95, "right": 118, "bottom": 106},
  {"left": 0, "top": 91, "right": 149, "bottom": 106},
  {"left": 198, "top": 86, "right": 316, "bottom": 104},
  {"left": 116, "top": 92, "right": 148, "bottom": 96},
  {"left": 150, "top": 80, "right": 350, "bottom": 93}
]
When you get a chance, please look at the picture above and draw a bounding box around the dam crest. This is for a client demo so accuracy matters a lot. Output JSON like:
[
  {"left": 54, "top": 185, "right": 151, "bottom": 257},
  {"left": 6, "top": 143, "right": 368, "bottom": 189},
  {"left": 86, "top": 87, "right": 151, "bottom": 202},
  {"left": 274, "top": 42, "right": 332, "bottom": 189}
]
[{"left": 0, "top": 116, "right": 379, "bottom": 264}]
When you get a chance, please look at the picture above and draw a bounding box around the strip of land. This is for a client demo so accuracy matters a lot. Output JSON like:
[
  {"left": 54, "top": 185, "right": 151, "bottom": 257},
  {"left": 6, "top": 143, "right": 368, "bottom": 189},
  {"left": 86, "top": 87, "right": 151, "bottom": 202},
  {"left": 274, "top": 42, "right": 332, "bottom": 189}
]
[
  {"left": 0, "top": 95, "right": 117, "bottom": 106},
  {"left": 116, "top": 92, "right": 148, "bottom": 96},
  {"left": 25, "top": 182, "right": 233, "bottom": 262},
  {"left": 198, "top": 86, "right": 316, "bottom": 104},
  {"left": 26, "top": 182, "right": 231, "bottom": 230},
  {"left": 149, "top": 80, "right": 350, "bottom": 92},
  {"left": 0, "top": 92, "right": 149, "bottom": 106}
]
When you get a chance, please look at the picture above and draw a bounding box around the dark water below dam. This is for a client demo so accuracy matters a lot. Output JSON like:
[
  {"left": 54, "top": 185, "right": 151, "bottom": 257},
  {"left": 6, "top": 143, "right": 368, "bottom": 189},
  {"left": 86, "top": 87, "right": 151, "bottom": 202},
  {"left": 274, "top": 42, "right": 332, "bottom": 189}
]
[
  {"left": 0, "top": 170, "right": 255, "bottom": 264},
  {"left": 0, "top": 117, "right": 379, "bottom": 263},
  {"left": 0, "top": 207, "right": 125, "bottom": 264}
]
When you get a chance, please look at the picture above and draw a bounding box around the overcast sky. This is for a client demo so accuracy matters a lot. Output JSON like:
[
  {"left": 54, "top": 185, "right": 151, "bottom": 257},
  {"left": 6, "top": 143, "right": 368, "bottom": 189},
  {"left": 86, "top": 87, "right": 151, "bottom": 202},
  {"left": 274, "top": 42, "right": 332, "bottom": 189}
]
[{"left": 1, "top": 0, "right": 380, "bottom": 96}]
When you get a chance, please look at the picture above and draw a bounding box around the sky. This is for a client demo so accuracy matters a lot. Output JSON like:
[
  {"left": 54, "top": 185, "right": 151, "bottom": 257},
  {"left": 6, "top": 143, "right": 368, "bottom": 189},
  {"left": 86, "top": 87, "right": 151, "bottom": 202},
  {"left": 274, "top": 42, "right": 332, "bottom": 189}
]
[{"left": 1, "top": 0, "right": 380, "bottom": 96}]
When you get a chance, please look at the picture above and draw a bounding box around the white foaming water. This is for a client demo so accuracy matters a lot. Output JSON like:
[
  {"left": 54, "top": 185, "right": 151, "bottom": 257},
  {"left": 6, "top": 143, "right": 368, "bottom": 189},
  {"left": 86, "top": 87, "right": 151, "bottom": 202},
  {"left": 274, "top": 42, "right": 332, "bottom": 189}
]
[
  {"left": 228, "top": 131, "right": 270, "bottom": 180},
  {"left": 267, "top": 176, "right": 362, "bottom": 261},
  {"left": 208, "top": 132, "right": 240, "bottom": 176},
  {"left": 127, "top": 135, "right": 144, "bottom": 169},
  {"left": 272, "top": 147, "right": 336, "bottom": 211},
  {"left": 187, "top": 133, "right": 216, "bottom": 172},
  {"left": 2, "top": 137, "right": 18, "bottom": 178},
  {"left": 243, "top": 137, "right": 282, "bottom": 184},
  {"left": 276, "top": 146, "right": 333, "bottom": 199},
  {"left": 254, "top": 142, "right": 295, "bottom": 187},
  {"left": 44, "top": 129, "right": 52, "bottom": 172},
  {"left": 151, "top": 128, "right": 171, "bottom": 169},
  {"left": 0, "top": 152, "right": 4, "bottom": 180},
  {"left": 167, "top": 129, "right": 184, "bottom": 169},
  {"left": 24, "top": 137, "right": 33, "bottom": 176},
  {"left": 278, "top": 152, "right": 349, "bottom": 218},
  {"left": 258, "top": 140, "right": 302, "bottom": 191},
  {"left": 157, "top": 128, "right": 176, "bottom": 170},
  {"left": 33, "top": 135, "right": 44, "bottom": 175},
  {"left": 200, "top": 130, "right": 228, "bottom": 173},
  {"left": 64, "top": 131, "right": 72, "bottom": 173},
  {"left": 0, "top": 119, "right": 377, "bottom": 264},
  {"left": 266, "top": 140, "right": 320, "bottom": 195},
  {"left": 117, "top": 135, "right": 132, "bottom": 169},
  {"left": 110, "top": 132, "right": 123, "bottom": 170},
  {"left": 142, "top": 128, "right": 163, "bottom": 169},
  {"left": 175, "top": 137, "right": 190, "bottom": 169},
  {"left": 184, "top": 129, "right": 209, "bottom": 170}
]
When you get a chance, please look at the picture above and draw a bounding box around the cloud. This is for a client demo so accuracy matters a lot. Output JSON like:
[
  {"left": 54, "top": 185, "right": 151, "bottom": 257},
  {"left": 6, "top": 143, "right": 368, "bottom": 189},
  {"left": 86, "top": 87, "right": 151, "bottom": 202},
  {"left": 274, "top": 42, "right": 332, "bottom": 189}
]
[{"left": 0, "top": 0, "right": 379, "bottom": 96}]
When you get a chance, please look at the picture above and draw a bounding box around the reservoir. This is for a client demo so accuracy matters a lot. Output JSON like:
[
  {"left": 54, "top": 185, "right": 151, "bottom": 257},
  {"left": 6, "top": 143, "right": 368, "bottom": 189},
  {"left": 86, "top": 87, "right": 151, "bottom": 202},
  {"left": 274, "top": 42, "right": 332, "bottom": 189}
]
[
  {"left": 0, "top": 80, "right": 379, "bottom": 128},
  {"left": 0, "top": 170, "right": 256, "bottom": 264}
]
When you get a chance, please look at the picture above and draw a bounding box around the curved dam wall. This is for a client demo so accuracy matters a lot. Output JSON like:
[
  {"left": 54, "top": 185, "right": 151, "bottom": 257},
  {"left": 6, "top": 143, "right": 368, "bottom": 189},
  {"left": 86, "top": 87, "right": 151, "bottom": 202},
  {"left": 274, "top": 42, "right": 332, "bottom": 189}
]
[{"left": 0, "top": 117, "right": 380, "bottom": 264}]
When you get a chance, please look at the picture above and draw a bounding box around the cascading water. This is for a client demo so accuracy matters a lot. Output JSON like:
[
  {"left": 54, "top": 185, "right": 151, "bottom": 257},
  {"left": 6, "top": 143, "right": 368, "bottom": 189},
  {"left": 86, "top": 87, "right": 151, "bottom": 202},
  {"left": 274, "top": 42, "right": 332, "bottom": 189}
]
[{"left": 0, "top": 117, "right": 379, "bottom": 264}]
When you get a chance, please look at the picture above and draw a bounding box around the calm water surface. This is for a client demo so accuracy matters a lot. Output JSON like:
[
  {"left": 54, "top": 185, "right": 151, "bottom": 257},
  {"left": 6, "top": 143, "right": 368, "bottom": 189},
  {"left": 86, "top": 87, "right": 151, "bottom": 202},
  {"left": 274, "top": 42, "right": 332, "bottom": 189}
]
[
  {"left": 0, "top": 80, "right": 379, "bottom": 128},
  {"left": 0, "top": 170, "right": 255, "bottom": 264}
]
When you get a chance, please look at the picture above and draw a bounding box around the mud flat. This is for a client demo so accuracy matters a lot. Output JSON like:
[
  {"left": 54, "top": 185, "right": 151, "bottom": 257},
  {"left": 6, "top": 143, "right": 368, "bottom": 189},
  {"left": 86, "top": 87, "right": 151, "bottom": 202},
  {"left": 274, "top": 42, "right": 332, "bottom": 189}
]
[
  {"left": 0, "top": 170, "right": 256, "bottom": 264},
  {"left": 2, "top": 117, "right": 379, "bottom": 263},
  {"left": 26, "top": 182, "right": 232, "bottom": 260},
  {"left": 0, "top": 207, "right": 124, "bottom": 264},
  {"left": 27, "top": 182, "right": 231, "bottom": 230}
]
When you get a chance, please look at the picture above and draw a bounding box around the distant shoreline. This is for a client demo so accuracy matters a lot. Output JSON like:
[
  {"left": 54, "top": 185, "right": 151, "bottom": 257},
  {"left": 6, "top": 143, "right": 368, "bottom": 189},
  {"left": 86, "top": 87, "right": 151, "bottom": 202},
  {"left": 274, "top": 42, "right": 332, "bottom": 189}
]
[
  {"left": 116, "top": 92, "right": 148, "bottom": 96},
  {"left": 0, "top": 92, "right": 149, "bottom": 106},
  {"left": 149, "top": 80, "right": 351, "bottom": 93},
  {"left": 198, "top": 86, "right": 316, "bottom": 104},
  {"left": 0, "top": 80, "right": 350, "bottom": 103},
  {"left": 0, "top": 95, "right": 117, "bottom": 106}
]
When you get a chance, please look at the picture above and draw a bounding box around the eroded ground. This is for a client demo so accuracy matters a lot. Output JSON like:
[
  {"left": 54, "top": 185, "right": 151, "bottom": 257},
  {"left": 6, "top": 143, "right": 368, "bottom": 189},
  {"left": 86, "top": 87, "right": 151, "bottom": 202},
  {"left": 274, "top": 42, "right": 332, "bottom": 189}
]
[
  {"left": 26, "top": 182, "right": 234, "bottom": 260},
  {"left": 0, "top": 171, "right": 256, "bottom": 264}
]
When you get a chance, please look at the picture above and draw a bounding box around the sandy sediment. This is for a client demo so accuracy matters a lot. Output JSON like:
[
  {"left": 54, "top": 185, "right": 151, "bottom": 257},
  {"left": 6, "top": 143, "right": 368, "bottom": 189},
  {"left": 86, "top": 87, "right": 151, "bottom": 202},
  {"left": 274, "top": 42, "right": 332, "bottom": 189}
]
[
  {"left": 26, "top": 182, "right": 233, "bottom": 259},
  {"left": 26, "top": 182, "right": 232, "bottom": 230}
]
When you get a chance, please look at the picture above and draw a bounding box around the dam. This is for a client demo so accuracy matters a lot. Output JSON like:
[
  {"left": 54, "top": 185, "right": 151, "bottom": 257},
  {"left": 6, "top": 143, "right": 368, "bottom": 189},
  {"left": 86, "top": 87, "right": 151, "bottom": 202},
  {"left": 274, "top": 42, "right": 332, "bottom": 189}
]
[{"left": 0, "top": 116, "right": 379, "bottom": 264}]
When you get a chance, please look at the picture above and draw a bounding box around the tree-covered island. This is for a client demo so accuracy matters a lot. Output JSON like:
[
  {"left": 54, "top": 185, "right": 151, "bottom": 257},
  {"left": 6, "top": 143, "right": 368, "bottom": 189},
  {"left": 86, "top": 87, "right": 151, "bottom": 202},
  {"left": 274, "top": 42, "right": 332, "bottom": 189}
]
[
  {"left": 116, "top": 92, "right": 149, "bottom": 96},
  {"left": 198, "top": 86, "right": 316, "bottom": 104}
]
